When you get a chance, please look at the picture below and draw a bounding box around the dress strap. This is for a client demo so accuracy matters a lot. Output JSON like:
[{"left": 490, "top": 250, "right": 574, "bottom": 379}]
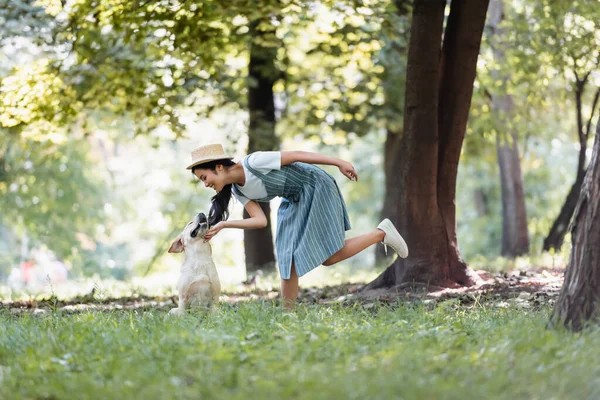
[
  {"left": 231, "top": 184, "right": 243, "bottom": 198},
  {"left": 242, "top": 156, "right": 267, "bottom": 179}
]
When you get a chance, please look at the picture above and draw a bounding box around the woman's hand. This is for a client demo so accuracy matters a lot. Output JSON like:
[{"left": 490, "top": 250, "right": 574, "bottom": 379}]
[
  {"left": 203, "top": 221, "right": 226, "bottom": 242},
  {"left": 338, "top": 160, "right": 358, "bottom": 182}
]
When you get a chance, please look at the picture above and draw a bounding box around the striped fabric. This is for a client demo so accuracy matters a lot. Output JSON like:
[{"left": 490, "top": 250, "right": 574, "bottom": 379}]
[{"left": 233, "top": 157, "right": 351, "bottom": 279}]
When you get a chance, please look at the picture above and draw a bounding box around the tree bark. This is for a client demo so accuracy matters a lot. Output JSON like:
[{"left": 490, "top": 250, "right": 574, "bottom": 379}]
[
  {"left": 549, "top": 118, "right": 600, "bottom": 331},
  {"left": 543, "top": 81, "right": 600, "bottom": 252},
  {"left": 542, "top": 174, "right": 586, "bottom": 252},
  {"left": 365, "top": 0, "right": 490, "bottom": 291},
  {"left": 375, "top": 1, "right": 410, "bottom": 265},
  {"left": 376, "top": 131, "right": 402, "bottom": 264},
  {"left": 496, "top": 132, "right": 529, "bottom": 256},
  {"left": 488, "top": 0, "right": 529, "bottom": 257},
  {"left": 473, "top": 188, "right": 489, "bottom": 217},
  {"left": 244, "top": 19, "right": 279, "bottom": 274}
]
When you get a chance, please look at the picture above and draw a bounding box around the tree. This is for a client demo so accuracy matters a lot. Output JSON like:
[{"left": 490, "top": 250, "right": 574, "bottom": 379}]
[
  {"left": 243, "top": 17, "right": 281, "bottom": 273},
  {"left": 543, "top": 75, "right": 599, "bottom": 252},
  {"left": 521, "top": 1, "right": 600, "bottom": 252},
  {"left": 0, "top": 0, "right": 108, "bottom": 268},
  {"left": 3, "top": 0, "right": 289, "bottom": 275},
  {"left": 375, "top": 0, "right": 411, "bottom": 264},
  {"left": 275, "top": 0, "right": 394, "bottom": 144},
  {"left": 365, "top": 0, "right": 490, "bottom": 290},
  {"left": 488, "top": 0, "right": 529, "bottom": 257},
  {"left": 0, "top": 133, "right": 107, "bottom": 263},
  {"left": 549, "top": 116, "right": 600, "bottom": 331}
]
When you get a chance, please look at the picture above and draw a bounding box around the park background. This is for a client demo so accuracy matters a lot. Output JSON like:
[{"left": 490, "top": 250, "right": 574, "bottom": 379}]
[
  {"left": 2, "top": 0, "right": 595, "bottom": 297},
  {"left": 1, "top": 1, "right": 600, "bottom": 398}
]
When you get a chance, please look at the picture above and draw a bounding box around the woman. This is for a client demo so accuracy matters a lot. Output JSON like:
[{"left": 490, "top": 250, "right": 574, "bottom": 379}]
[{"left": 187, "top": 144, "right": 408, "bottom": 309}]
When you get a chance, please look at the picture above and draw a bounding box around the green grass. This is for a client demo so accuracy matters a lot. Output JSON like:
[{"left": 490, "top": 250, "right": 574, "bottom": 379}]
[{"left": 0, "top": 301, "right": 598, "bottom": 400}]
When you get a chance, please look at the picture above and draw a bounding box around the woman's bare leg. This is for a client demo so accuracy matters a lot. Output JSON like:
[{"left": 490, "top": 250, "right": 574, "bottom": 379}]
[
  {"left": 323, "top": 229, "right": 385, "bottom": 266},
  {"left": 281, "top": 263, "right": 298, "bottom": 310}
]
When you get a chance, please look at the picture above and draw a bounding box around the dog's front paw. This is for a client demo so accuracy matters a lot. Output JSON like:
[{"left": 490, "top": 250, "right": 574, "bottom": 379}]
[{"left": 167, "top": 307, "right": 184, "bottom": 317}]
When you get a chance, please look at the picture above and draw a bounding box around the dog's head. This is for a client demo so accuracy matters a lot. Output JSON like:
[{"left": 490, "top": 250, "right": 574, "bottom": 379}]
[{"left": 168, "top": 212, "right": 210, "bottom": 253}]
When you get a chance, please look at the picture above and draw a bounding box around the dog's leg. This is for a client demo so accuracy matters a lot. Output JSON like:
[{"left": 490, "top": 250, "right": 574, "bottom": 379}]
[
  {"left": 168, "top": 292, "right": 186, "bottom": 316},
  {"left": 167, "top": 307, "right": 183, "bottom": 316},
  {"left": 168, "top": 300, "right": 185, "bottom": 316}
]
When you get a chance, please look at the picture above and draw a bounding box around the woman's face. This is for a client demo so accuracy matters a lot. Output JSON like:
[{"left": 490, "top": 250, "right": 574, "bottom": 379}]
[{"left": 194, "top": 166, "right": 226, "bottom": 193}]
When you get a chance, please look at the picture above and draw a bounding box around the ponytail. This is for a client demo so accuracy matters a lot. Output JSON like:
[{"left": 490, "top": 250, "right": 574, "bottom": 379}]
[
  {"left": 208, "top": 184, "right": 232, "bottom": 226},
  {"left": 192, "top": 158, "right": 236, "bottom": 226}
]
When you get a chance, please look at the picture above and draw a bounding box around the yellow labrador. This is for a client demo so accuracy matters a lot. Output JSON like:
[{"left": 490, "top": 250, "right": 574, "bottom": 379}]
[{"left": 167, "top": 212, "right": 220, "bottom": 315}]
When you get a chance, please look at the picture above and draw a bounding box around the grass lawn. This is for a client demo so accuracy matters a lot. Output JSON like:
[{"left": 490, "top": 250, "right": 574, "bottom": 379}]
[{"left": 0, "top": 300, "right": 599, "bottom": 400}]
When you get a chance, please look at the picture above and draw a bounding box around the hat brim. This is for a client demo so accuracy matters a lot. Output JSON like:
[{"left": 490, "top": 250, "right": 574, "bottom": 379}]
[{"left": 186, "top": 156, "right": 234, "bottom": 170}]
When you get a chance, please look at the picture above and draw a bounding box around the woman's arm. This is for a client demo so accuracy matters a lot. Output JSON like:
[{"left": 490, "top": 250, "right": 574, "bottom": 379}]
[
  {"left": 281, "top": 151, "right": 341, "bottom": 167},
  {"left": 281, "top": 151, "right": 358, "bottom": 181},
  {"left": 203, "top": 201, "right": 267, "bottom": 241},
  {"left": 224, "top": 201, "right": 267, "bottom": 229}
]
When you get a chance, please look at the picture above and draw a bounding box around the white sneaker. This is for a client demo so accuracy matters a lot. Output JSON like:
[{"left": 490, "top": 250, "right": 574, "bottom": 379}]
[{"left": 377, "top": 218, "right": 409, "bottom": 258}]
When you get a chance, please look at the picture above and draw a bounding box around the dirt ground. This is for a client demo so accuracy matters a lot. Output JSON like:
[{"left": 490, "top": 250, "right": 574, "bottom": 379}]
[{"left": 0, "top": 267, "right": 564, "bottom": 314}]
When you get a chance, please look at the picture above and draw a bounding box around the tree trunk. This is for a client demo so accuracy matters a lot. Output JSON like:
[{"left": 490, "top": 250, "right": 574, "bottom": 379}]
[
  {"left": 543, "top": 80, "right": 599, "bottom": 252},
  {"left": 376, "top": 122, "right": 402, "bottom": 264},
  {"left": 365, "top": 0, "right": 490, "bottom": 291},
  {"left": 549, "top": 118, "right": 600, "bottom": 331},
  {"left": 542, "top": 174, "right": 586, "bottom": 252},
  {"left": 375, "top": 1, "right": 410, "bottom": 265},
  {"left": 496, "top": 132, "right": 529, "bottom": 256},
  {"left": 473, "top": 188, "right": 489, "bottom": 217},
  {"left": 488, "top": 0, "right": 529, "bottom": 257},
  {"left": 244, "top": 19, "right": 279, "bottom": 274}
]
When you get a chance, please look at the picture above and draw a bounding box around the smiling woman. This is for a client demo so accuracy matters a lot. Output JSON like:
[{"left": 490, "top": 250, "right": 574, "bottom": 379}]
[
  {"left": 187, "top": 143, "right": 409, "bottom": 310},
  {"left": 191, "top": 158, "right": 238, "bottom": 226},
  {"left": 186, "top": 144, "right": 238, "bottom": 228}
]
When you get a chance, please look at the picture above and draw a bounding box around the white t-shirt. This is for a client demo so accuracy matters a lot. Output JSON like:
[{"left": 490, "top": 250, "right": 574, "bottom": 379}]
[{"left": 233, "top": 151, "right": 282, "bottom": 206}]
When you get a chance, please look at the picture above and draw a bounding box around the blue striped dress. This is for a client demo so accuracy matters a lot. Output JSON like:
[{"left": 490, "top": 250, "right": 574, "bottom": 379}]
[{"left": 232, "top": 157, "right": 351, "bottom": 279}]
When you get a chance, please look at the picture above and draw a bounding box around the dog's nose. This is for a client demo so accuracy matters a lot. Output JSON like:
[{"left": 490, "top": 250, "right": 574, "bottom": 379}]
[{"left": 198, "top": 213, "right": 207, "bottom": 222}]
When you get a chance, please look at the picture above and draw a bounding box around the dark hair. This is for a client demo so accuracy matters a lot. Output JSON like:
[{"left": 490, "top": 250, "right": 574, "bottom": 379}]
[{"left": 192, "top": 158, "right": 236, "bottom": 226}]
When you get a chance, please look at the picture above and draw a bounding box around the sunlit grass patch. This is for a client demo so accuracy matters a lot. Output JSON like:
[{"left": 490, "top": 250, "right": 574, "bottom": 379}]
[{"left": 0, "top": 302, "right": 598, "bottom": 400}]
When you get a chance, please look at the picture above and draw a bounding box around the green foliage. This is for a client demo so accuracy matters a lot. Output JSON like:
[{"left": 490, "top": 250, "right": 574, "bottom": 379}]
[
  {"left": 2, "top": 0, "right": 598, "bottom": 273},
  {"left": 456, "top": 160, "right": 502, "bottom": 259},
  {"left": 0, "top": 0, "right": 54, "bottom": 48},
  {"left": 0, "top": 132, "right": 106, "bottom": 260},
  {"left": 0, "top": 61, "right": 81, "bottom": 129},
  {"left": 0, "top": 1, "right": 112, "bottom": 276},
  {"left": 279, "top": 0, "right": 408, "bottom": 143},
  {"left": 0, "top": 0, "right": 409, "bottom": 278},
  {"left": 24, "top": 0, "right": 311, "bottom": 137},
  {"left": 1, "top": 0, "right": 246, "bottom": 134},
  {"left": 459, "top": 0, "right": 600, "bottom": 258},
  {"left": 515, "top": 0, "right": 600, "bottom": 80},
  {"left": 1, "top": 303, "right": 599, "bottom": 399},
  {"left": 3, "top": 0, "right": 407, "bottom": 141}
]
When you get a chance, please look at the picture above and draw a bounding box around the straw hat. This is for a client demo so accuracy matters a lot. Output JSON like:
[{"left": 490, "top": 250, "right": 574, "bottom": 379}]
[{"left": 186, "top": 144, "right": 234, "bottom": 170}]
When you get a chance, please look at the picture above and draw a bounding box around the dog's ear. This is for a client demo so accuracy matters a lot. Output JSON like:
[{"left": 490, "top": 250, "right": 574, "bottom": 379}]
[{"left": 168, "top": 236, "right": 184, "bottom": 253}]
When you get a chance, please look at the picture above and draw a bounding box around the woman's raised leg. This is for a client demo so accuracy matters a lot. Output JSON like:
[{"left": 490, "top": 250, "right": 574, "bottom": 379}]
[{"left": 322, "top": 229, "right": 385, "bottom": 266}]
